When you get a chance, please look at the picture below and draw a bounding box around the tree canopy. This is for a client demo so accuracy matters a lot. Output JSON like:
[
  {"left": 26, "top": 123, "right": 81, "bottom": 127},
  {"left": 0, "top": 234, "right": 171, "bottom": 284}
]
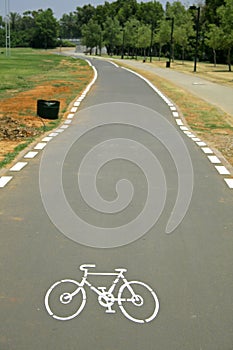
[{"left": 0, "top": 0, "right": 233, "bottom": 69}]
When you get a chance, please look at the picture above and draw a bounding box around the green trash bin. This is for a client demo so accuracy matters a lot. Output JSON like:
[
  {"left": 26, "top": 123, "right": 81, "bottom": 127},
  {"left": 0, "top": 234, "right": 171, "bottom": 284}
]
[
  {"left": 37, "top": 100, "right": 60, "bottom": 119},
  {"left": 166, "top": 61, "right": 170, "bottom": 68}
]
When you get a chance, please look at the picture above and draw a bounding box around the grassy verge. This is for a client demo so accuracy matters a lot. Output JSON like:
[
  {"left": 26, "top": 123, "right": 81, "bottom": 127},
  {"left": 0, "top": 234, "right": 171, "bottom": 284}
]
[
  {"left": 0, "top": 119, "right": 61, "bottom": 169},
  {"left": 101, "top": 54, "right": 233, "bottom": 86},
  {"left": 0, "top": 140, "right": 34, "bottom": 169},
  {"left": 0, "top": 48, "right": 89, "bottom": 98},
  {"left": 114, "top": 60, "right": 233, "bottom": 169},
  {"left": 0, "top": 48, "right": 93, "bottom": 168}
]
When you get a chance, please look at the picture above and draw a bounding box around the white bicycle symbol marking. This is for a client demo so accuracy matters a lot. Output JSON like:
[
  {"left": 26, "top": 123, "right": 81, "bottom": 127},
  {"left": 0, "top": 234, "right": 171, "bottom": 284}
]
[{"left": 44, "top": 264, "right": 160, "bottom": 324}]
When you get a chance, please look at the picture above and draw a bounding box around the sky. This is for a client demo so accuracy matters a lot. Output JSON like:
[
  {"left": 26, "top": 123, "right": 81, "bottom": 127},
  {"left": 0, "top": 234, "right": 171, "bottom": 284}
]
[{"left": 0, "top": 0, "right": 177, "bottom": 19}]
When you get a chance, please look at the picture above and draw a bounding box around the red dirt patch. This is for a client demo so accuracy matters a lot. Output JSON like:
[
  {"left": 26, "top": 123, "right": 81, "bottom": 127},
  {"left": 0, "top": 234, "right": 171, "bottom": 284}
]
[
  {"left": 0, "top": 79, "right": 92, "bottom": 164},
  {"left": 0, "top": 81, "right": 71, "bottom": 126},
  {"left": 0, "top": 54, "right": 93, "bottom": 166}
]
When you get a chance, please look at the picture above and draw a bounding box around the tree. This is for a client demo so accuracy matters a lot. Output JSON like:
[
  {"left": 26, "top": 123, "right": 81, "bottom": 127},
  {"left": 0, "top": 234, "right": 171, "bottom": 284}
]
[
  {"left": 116, "top": 0, "right": 138, "bottom": 26},
  {"left": 9, "top": 12, "right": 21, "bottom": 31},
  {"left": 103, "top": 17, "right": 121, "bottom": 55},
  {"left": 20, "top": 11, "right": 36, "bottom": 31},
  {"left": 2, "top": 11, "right": 36, "bottom": 47},
  {"left": 204, "top": 0, "right": 223, "bottom": 24},
  {"left": 154, "top": 20, "right": 171, "bottom": 60},
  {"left": 136, "top": 24, "right": 151, "bottom": 58},
  {"left": 94, "top": 3, "right": 114, "bottom": 28},
  {"left": 205, "top": 24, "right": 222, "bottom": 66},
  {"left": 175, "top": 16, "right": 194, "bottom": 63},
  {"left": 217, "top": 0, "right": 233, "bottom": 71},
  {"left": 74, "top": 5, "right": 96, "bottom": 37},
  {"left": 166, "top": 1, "right": 187, "bottom": 23},
  {"left": 81, "top": 19, "right": 101, "bottom": 55},
  {"left": 163, "top": 1, "right": 196, "bottom": 62},
  {"left": 124, "top": 18, "right": 140, "bottom": 55},
  {"left": 136, "top": 1, "right": 164, "bottom": 28},
  {"left": 0, "top": 15, "right": 3, "bottom": 29},
  {"left": 32, "top": 9, "right": 58, "bottom": 49},
  {"left": 59, "top": 13, "right": 79, "bottom": 39}
]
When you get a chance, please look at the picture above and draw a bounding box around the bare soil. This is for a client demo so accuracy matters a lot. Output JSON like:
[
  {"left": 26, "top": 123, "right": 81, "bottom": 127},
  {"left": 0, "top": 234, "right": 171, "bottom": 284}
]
[
  {"left": 120, "top": 64, "right": 233, "bottom": 170},
  {"left": 0, "top": 69, "right": 92, "bottom": 165}
]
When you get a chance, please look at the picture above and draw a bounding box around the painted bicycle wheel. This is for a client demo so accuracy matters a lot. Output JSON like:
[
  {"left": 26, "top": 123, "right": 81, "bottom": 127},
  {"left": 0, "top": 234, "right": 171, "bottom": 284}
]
[
  {"left": 44, "top": 279, "right": 86, "bottom": 321},
  {"left": 118, "top": 281, "right": 159, "bottom": 324}
]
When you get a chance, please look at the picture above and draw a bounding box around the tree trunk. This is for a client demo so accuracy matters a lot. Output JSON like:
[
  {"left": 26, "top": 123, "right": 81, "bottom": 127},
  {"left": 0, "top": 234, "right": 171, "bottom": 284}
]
[
  {"left": 213, "top": 49, "right": 216, "bottom": 67},
  {"left": 158, "top": 45, "right": 161, "bottom": 61},
  {"left": 227, "top": 47, "right": 231, "bottom": 72},
  {"left": 172, "top": 44, "right": 174, "bottom": 63},
  {"left": 182, "top": 46, "right": 185, "bottom": 64}
]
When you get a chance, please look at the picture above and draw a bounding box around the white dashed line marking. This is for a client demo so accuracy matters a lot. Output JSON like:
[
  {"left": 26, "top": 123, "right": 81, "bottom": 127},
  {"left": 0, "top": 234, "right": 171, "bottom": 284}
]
[
  {"left": 121, "top": 65, "right": 233, "bottom": 189},
  {"left": 215, "top": 166, "right": 230, "bottom": 175},
  {"left": 196, "top": 141, "right": 207, "bottom": 146},
  {"left": 24, "top": 151, "right": 38, "bottom": 159},
  {"left": 0, "top": 60, "right": 98, "bottom": 189},
  {"left": 122, "top": 65, "right": 233, "bottom": 190},
  {"left": 201, "top": 147, "right": 213, "bottom": 154},
  {"left": 71, "top": 107, "right": 78, "bottom": 113},
  {"left": 122, "top": 65, "right": 233, "bottom": 189},
  {"left": 208, "top": 155, "right": 221, "bottom": 164},
  {"left": 192, "top": 138, "right": 201, "bottom": 142},
  {"left": 34, "top": 143, "right": 47, "bottom": 150},
  {"left": 49, "top": 132, "right": 59, "bottom": 137},
  {"left": 0, "top": 176, "right": 13, "bottom": 188},
  {"left": 42, "top": 136, "right": 53, "bottom": 142},
  {"left": 176, "top": 119, "right": 183, "bottom": 126},
  {"left": 10, "top": 162, "right": 28, "bottom": 171},
  {"left": 224, "top": 178, "right": 233, "bottom": 188},
  {"left": 193, "top": 82, "right": 205, "bottom": 85}
]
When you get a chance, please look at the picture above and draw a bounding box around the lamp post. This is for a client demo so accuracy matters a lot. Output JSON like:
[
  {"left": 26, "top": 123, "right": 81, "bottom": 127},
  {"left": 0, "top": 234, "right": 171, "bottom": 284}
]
[
  {"left": 190, "top": 6, "right": 200, "bottom": 72},
  {"left": 165, "top": 17, "right": 174, "bottom": 67}
]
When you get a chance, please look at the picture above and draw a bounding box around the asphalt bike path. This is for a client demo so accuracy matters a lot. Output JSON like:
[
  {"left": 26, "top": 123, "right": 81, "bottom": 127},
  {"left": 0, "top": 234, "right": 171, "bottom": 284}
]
[{"left": 0, "top": 57, "right": 232, "bottom": 349}]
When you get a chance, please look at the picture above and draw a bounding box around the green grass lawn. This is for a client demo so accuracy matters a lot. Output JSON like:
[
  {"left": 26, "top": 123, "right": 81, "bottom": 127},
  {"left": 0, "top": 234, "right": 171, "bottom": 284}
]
[
  {"left": 0, "top": 48, "right": 93, "bottom": 168},
  {"left": 0, "top": 48, "right": 90, "bottom": 98}
]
